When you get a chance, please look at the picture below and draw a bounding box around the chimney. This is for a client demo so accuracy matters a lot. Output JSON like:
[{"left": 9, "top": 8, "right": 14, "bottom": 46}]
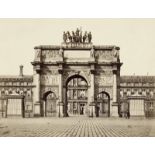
[{"left": 19, "top": 65, "right": 24, "bottom": 77}]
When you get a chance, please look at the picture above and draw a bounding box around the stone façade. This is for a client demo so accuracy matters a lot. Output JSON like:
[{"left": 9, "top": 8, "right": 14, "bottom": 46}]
[{"left": 0, "top": 43, "right": 154, "bottom": 118}]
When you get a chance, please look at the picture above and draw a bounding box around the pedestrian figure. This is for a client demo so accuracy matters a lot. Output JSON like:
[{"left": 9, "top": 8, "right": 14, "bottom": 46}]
[{"left": 127, "top": 111, "right": 130, "bottom": 119}]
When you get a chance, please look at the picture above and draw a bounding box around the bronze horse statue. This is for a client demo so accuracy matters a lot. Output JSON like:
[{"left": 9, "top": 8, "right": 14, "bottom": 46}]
[
  {"left": 67, "top": 31, "right": 72, "bottom": 42},
  {"left": 63, "top": 29, "right": 92, "bottom": 44}
]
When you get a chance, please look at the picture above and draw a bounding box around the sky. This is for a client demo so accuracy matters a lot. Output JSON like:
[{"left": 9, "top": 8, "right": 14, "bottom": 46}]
[{"left": 0, "top": 19, "right": 155, "bottom": 76}]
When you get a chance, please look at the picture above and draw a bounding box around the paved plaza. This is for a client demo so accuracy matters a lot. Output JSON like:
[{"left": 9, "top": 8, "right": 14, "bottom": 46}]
[{"left": 0, "top": 117, "right": 155, "bottom": 137}]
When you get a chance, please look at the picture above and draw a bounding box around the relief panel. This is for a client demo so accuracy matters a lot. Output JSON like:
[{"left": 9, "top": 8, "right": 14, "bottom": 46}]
[
  {"left": 95, "top": 75, "right": 113, "bottom": 86},
  {"left": 95, "top": 50, "right": 118, "bottom": 62},
  {"left": 41, "top": 74, "right": 59, "bottom": 85},
  {"left": 40, "top": 86, "right": 59, "bottom": 99},
  {"left": 42, "top": 50, "right": 62, "bottom": 62},
  {"left": 95, "top": 86, "right": 113, "bottom": 99},
  {"left": 95, "top": 70, "right": 113, "bottom": 86},
  {"left": 63, "top": 70, "right": 90, "bottom": 86}
]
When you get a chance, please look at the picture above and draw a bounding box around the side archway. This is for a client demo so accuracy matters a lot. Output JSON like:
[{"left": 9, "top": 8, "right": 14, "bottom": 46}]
[
  {"left": 96, "top": 91, "right": 110, "bottom": 117},
  {"left": 43, "top": 91, "right": 57, "bottom": 117}
]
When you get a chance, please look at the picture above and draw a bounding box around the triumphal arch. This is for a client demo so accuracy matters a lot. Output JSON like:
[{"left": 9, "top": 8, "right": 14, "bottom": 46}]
[
  {"left": 32, "top": 29, "right": 122, "bottom": 117},
  {"left": 0, "top": 28, "right": 155, "bottom": 118}
]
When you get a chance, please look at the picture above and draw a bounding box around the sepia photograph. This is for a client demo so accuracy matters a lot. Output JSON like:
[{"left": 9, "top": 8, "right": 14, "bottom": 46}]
[{"left": 0, "top": 19, "right": 155, "bottom": 137}]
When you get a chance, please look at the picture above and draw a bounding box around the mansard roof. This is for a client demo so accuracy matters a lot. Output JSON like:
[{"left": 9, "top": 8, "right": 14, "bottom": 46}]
[
  {"left": 0, "top": 75, "right": 33, "bottom": 82},
  {"left": 120, "top": 76, "right": 155, "bottom": 83}
]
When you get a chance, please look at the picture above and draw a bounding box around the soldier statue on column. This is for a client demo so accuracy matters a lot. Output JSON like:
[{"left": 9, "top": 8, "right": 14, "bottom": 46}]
[
  {"left": 63, "top": 31, "right": 67, "bottom": 43},
  {"left": 83, "top": 31, "right": 87, "bottom": 43},
  {"left": 75, "top": 28, "right": 80, "bottom": 43},
  {"left": 79, "top": 30, "right": 82, "bottom": 43},
  {"left": 88, "top": 32, "right": 92, "bottom": 43},
  {"left": 72, "top": 31, "right": 76, "bottom": 43}
]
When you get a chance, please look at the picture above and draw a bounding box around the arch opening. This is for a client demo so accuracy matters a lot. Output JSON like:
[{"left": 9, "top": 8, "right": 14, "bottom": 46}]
[
  {"left": 96, "top": 91, "right": 110, "bottom": 117},
  {"left": 43, "top": 91, "right": 57, "bottom": 117},
  {"left": 66, "top": 75, "right": 88, "bottom": 116}
]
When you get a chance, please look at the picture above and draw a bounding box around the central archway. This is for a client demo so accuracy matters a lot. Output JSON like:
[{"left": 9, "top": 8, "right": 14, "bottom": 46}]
[{"left": 66, "top": 75, "right": 88, "bottom": 116}]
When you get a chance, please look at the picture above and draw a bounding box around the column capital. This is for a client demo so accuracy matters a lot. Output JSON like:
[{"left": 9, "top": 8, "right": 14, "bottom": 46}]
[
  {"left": 112, "top": 102, "right": 118, "bottom": 106},
  {"left": 58, "top": 63, "right": 63, "bottom": 74},
  {"left": 33, "top": 64, "right": 41, "bottom": 74},
  {"left": 36, "top": 70, "right": 41, "bottom": 74},
  {"left": 113, "top": 70, "right": 117, "bottom": 74},
  {"left": 57, "top": 102, "right": 64, "bottom": 106},
  {"left": 90, "top": 70, "right": 95, "bottom": 74},
  {"left": 59, "top": 47, "right": 64, "bottom": 52},
  {"left": 58, "top": 69, "right": 63, "bottom": 74},
  {"left": 89, "top": 102, "right": 95, "bottom": 106},
  {"left": 90, "top": 64, "right": 96, "bottom": 74}
]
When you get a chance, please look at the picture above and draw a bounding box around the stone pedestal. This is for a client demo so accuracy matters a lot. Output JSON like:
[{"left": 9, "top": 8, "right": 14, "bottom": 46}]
[
  {"left": 34, "top": 101, "right": 40, "bottom": 116},
  {"left": 89, "top": 103, "right": 95, "bottom": 117},
  {"left": 111, "top": 104, "right": 119, "bottom": 117},
  {"left": 57, "top": 102, "right": 64, "bottom": 117}
]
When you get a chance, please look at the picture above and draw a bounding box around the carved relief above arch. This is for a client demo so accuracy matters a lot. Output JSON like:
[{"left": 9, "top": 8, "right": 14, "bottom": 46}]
[
  {"left": 40, "top": 74, "right": 59, "bottom": 85},
  {"left": 95, "top": 75, "right": 113, "bottom": 86},
  {"left": 63, "top": 70, "right": 90, "bottom": 86},
  {"left": 40, "top": 86, "right": 58, "bottom": 99},
  {"left": 95, "top": 86, "right": 113, "bottom": 99}
]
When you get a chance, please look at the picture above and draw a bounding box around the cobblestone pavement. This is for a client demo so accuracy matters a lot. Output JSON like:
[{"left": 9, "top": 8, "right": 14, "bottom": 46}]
[{"left": 0, "top": 117, "right": 155, "bottom": 137}]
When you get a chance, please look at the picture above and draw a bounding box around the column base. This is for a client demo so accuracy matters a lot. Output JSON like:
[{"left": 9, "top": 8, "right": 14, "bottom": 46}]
[
  {"left": 89, "top": 102, "right": 95, "bottom": 117},
  {"left": 57, "top": 102, "right": 64, "bottom": 117},
  {"left": 111, "top": 102, "right": 119, "bottom": 117},
  {"left": 33, "top": 101, "right": 41, "bottom": 117}
]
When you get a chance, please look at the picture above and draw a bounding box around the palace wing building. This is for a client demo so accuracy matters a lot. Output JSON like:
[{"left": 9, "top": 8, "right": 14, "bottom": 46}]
[{"left": 0, "top": 29, "right": 155, "bottom": 118}]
